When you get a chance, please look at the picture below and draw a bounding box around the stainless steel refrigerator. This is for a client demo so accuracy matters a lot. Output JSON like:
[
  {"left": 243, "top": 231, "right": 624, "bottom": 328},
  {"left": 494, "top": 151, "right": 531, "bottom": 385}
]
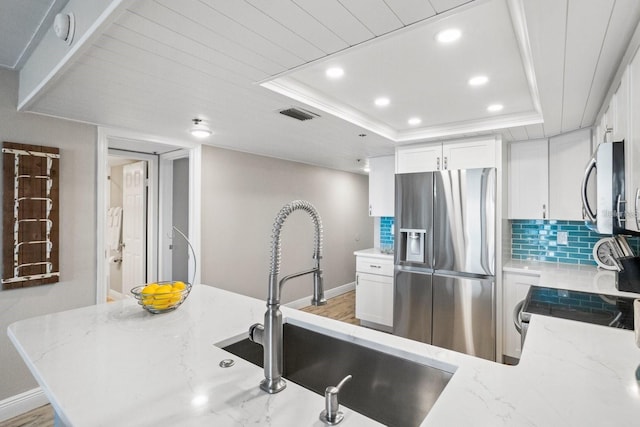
[{"left": 393, "top": 168, "right": 496, "bottom": 361}]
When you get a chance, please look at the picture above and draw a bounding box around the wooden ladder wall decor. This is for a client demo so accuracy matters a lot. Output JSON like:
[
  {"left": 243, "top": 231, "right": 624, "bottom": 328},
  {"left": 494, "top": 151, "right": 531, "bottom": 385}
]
[{"left": 2, "top": 142, "right": 60, "bottom": 290}]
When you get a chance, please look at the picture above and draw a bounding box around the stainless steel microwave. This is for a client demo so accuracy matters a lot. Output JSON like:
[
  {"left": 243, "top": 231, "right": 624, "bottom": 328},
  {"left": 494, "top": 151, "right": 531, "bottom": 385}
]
[{"left": 581, "top": 140, "right": 637, "bottom": 235}]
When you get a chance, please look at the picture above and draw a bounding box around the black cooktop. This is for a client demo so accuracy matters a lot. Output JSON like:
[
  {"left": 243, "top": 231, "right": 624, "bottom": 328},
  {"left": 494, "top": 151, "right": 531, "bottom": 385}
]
[{"left": 522, "top": 286, "right": 635, "bottom": 330}]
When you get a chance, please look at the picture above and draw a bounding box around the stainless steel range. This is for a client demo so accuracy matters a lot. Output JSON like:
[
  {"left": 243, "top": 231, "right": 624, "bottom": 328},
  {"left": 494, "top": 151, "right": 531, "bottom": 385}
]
[{"left": 515, "top": 286, "right": 635, "bottom": 346}]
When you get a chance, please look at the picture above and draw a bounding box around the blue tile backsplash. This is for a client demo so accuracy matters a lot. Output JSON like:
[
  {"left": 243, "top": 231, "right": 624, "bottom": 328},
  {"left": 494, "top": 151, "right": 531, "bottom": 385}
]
[
  {"left": 380, "top": 217, "right": 395, "bottom": 248},
  {"left": 379, "top": 217, "right": 638, "bottom": 266},
  {"left": 511, "top": 219, "right": 639, "bottom": 266}
]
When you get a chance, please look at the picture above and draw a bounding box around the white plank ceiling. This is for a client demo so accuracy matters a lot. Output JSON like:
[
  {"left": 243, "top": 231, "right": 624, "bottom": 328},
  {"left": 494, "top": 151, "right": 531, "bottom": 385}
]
[
  {"left": 0, "top": 0, "right": 68, "bottom": 69},
  {"left": 6, "top": 0, "right": 640, "bottom": 173}
]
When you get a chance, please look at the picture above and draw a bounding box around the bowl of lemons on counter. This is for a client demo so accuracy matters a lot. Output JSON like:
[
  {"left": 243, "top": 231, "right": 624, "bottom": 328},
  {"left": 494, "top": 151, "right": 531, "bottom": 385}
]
[{"left": 131, "top": 281, "right": 192, "bottom": 314}]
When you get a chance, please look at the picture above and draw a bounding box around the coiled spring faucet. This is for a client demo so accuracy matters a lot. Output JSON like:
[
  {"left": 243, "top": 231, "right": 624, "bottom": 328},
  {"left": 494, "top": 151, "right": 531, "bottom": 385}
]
[{"left": 249, "top": 200, "right": 326, "bottom": 393}]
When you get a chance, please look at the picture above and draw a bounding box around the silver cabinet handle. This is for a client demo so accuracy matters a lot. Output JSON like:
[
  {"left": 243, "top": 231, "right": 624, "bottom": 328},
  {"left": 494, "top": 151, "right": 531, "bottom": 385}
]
[
  {"left": 369, "top": 264, "right": 382, "bottom": 269},
  {"left": 444, "top": 156, "right": 448, "bottom": 170},
  {"left": 542, "top": 204, "right": 546, "bottom": 219}
]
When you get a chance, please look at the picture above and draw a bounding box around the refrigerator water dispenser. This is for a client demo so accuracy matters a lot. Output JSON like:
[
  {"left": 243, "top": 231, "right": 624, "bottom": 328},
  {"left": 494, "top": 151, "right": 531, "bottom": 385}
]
[{"left": 400, "top": 228, "right": 426, "bottom": 263}]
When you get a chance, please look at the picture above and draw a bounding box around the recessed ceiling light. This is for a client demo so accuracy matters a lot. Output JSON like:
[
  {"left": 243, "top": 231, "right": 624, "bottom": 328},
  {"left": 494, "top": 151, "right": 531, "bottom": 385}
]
[
  {"left": 408, "top": 117, "right": 422, "bottom": 126},
  {"left": 190, "top": 118, "right": 212, "bottom": 138},
  {"left": 436, "top": 28, "right": 461, "bottom": 43},
  {"left": 326, "top": 67, "right": 344, "bottom": 79},
  {"left": 374, "top": 97, "right": 390, "bottom": 107},
  {"left": 468, "top": 75, "right": 489, "bottom": 86},
  {"left": 487, "top": 104, "right": 504, "bottom": 112}
]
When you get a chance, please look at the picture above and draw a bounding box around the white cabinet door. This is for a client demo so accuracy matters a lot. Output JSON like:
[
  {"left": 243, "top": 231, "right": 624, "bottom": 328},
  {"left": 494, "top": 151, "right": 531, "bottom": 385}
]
[
  {"left": 355, "top": 272, "right": 393, "bottom": 327},
  {"left": 502, "top": 272, "right": 539, "bottom": 360},
  {"left": 628, "top": 52, "right": 640, "bottom": 232},
  {"left": 396, "top": 142, "right": 441, "bottom": 173},
  {"left": 396, "top": 138, "right": 496, "bottom": 173},
  {"left": 443, "top": 138, "right": 496, "bottom": 170},
  {"left": 614, "top": 67, "right": 629, "bottom": 143},
  {"left": 549, "top": 129, "right": 592, "bottom": 220},
  {"left": 508, "top": 139, "right": 549, "bottom": 219},
  {"left": 368, "top": 155, "right": 395, "bottom": 217}
]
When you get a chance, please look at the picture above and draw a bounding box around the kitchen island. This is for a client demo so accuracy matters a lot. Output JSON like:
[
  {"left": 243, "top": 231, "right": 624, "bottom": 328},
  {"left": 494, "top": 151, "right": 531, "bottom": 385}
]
[{"left": 8, "top": 285, "right": 640, "bottom": 426}]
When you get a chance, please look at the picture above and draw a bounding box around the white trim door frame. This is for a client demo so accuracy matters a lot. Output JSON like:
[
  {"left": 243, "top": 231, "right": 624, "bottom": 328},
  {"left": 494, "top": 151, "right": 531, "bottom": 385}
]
[{"left": 96, "top": 127, "right": 200, "bottom": 304}]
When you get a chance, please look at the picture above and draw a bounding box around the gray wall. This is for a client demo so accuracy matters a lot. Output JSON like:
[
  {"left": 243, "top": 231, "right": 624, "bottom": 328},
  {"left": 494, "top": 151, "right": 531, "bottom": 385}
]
[
  {"left": 172, "top": 157, "right": 189, "bottom": 282},
  {"left": 200, "top": 146, "right": 373, "bottom": 303},
  {"left": 0, "top": 69, "right": 97, "bottom": 401}
]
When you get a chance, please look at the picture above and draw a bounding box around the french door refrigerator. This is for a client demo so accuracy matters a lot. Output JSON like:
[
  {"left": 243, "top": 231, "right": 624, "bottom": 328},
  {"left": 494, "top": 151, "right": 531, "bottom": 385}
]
[{"left": 393, "top": 168, "right": 496, "bottom": 361}]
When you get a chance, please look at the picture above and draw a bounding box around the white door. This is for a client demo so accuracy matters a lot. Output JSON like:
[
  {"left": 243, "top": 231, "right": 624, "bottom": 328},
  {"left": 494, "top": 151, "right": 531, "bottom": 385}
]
[{"left": 122, "top": 161, "right": 147, "bottom": 294}]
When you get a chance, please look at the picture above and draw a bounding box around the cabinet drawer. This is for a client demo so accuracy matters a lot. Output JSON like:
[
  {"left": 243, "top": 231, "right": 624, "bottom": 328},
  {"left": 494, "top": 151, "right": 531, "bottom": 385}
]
[{"left": 356, "top": 256, "right": 394, "bottom": 276}]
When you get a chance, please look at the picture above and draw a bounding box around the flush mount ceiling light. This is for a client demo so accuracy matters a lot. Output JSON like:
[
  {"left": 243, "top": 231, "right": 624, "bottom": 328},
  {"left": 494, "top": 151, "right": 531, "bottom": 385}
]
[
  {"left": 468, "top": 75, "right": 489, "bottom": 86},
  {"left": 325, "top": 67, "right": 344, "bottom": 79},
  {"left": 374, "top": 97, "right": 390, "bottom": 107},
  {"left": 408, "top": 117, "right": 422, "bottom": 126},
  {"left": 436, "top": 28, "right": 462, "bottom": 43},
  {"left": 487, "top": 104, "right": 504, "bottom": 112},
  {"left": 190, "top": 119, "right": 212, "bottom": 138},
  {"left": 53, "top": 12, "right": 75, "bottom": 45}
]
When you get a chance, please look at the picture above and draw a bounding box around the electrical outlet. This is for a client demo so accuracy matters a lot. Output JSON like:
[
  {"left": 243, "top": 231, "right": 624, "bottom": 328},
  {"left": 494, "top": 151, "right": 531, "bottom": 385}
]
[{"left": 557, "top": 231, "right": 568, "bottom": 245}]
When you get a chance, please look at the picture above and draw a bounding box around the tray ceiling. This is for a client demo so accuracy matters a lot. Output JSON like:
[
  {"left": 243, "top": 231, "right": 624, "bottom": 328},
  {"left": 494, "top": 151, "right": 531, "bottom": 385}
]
[{"left": 7, "top": 0, "right": 640, "bottom": 173}]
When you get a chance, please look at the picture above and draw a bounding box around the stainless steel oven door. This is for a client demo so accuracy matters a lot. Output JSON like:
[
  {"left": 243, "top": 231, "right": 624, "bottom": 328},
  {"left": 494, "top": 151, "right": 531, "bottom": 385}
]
[{"left": 513, "top": 299, "right": 528, "bottom": 347}]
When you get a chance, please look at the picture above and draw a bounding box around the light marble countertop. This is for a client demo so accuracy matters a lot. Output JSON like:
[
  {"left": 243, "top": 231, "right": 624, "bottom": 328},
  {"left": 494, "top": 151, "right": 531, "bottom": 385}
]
[
  {"left": 504, "top": 259, "right": 640, "bottom": 298},
  {"left": 8, "top": 285, "right": 640, "bottom": 426},
  {"left": 353, "top": 248, "right": 394, "bottom": 260}
]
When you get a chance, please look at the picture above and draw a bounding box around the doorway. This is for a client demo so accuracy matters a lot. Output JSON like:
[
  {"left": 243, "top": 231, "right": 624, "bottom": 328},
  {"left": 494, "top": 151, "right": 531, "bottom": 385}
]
[
  {"left": 96, "top": 128, "right": 200, "bottom": 304},
  {"left": 105, "top": 150, "right": 157, "bottom": 300}
]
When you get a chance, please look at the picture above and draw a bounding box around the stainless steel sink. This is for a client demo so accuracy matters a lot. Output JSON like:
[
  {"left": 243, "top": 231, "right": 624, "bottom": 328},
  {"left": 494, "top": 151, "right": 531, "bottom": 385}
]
[{"left": 221, "top": 323, "right": 453, "bottom": 427}]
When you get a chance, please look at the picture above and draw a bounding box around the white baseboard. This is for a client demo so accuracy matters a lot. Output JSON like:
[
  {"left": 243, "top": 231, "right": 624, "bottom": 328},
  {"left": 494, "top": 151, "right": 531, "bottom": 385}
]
[
  {"left": 0, "top": 387, "right": 48, "bottom": 422},
  {"left": 285, "top": 281, "right": 355, "bottom": 309}
]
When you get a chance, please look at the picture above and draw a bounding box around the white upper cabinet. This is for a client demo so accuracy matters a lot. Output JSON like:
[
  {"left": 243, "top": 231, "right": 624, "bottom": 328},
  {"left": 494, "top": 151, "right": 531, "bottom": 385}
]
[
  {"left": 396, "top": 138, "right": 496, "bottom": 173},
  {"left": 627, "top": 49, "right": 640, "bottom": 232},
  {"left": 549, "top": 128, "right": 592, "bottom": 220},
  {"left": 443, "top": 138, "right": 496, "bottom": 170},
  {"left": 508, "top": 139, "right": 549, "bottom": 219},
  {"left": 368, "top": 155, "right": 395, "bottom": 217},
  {"left": 396, "top": 142, "right": 441, "bottom": 173},
  {"left": 614, "top": 68, "right": 629, "bottom": 143}
]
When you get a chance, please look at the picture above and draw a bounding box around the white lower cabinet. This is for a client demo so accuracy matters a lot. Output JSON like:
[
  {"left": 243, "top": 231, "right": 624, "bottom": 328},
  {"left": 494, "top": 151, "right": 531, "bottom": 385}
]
[
  {"left": 502, "top": 271, "right": 539, "bottom": 360},
  {"left": 355, "top": 256, "right": 393, "bottom": 328}
]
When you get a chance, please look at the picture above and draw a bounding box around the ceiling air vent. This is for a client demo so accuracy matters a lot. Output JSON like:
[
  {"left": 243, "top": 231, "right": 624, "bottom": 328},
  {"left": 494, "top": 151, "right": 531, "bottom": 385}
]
[{"left": 278, "top": 107, "right": 319, "bottom": 121}]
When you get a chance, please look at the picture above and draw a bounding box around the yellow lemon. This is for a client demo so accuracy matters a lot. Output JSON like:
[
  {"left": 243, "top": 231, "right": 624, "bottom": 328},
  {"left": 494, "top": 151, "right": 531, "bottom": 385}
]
[
  {"left": 152, "top": 302, "right": 171, "bottom": 310},
  {"left": 172, "top": 281, "right": 186, "bottom": 291},
  {"left": 169, "top": 295, "right": 182, "bottom": 304},
  {"left": 141, "top": 283, "right": 159, "bottom": 295},
  {"left": 153, "top": 284, "right": 173, "bottom": 299}
]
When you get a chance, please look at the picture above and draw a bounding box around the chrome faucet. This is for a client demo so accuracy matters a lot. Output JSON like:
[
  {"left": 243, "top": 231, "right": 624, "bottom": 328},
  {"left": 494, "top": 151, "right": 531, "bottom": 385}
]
[{"left": 249, "top": 200, "right": 326, "bottom": 394}]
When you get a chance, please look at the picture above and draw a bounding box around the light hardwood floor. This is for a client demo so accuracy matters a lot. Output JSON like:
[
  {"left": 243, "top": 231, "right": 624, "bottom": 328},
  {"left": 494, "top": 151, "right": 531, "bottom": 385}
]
[
  {"left": 0, "top": 405, "right": 54, "bottom": 427},
  {"left": 300, "top": 290, "right": 358, "bottom": 324},
  {"left": 1, "top": 291, "right": 358, "bottom": 427}
]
